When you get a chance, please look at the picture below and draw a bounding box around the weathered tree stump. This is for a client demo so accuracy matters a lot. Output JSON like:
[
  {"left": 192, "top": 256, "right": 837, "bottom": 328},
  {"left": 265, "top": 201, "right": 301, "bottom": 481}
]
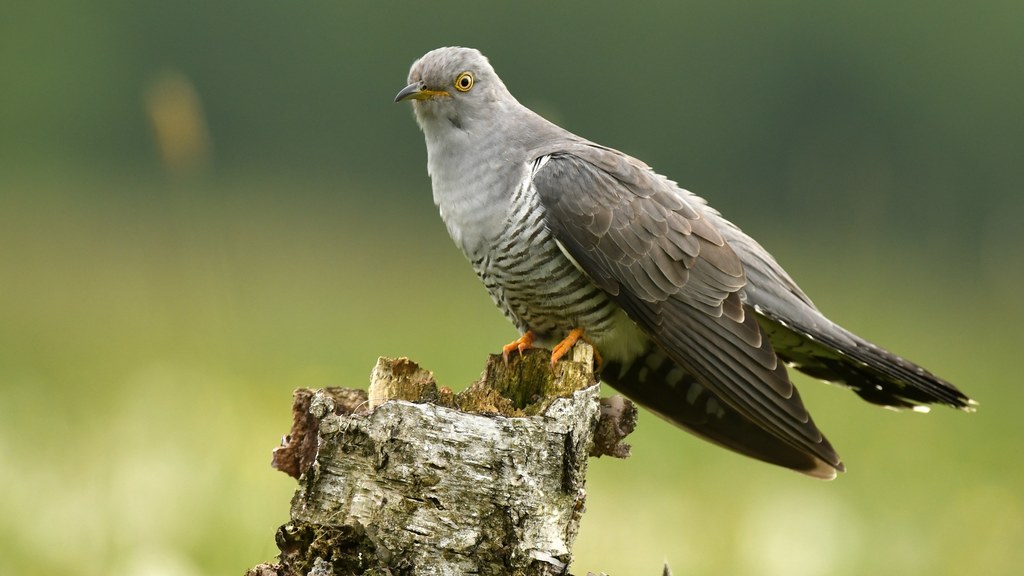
[{"left": 248, "top": 342, "right": 636, "bottom": 576}]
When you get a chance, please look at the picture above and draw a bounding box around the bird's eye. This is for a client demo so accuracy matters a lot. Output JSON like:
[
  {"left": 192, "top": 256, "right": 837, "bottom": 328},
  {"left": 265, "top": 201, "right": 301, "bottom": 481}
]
[{"left": 454, "top": 72, "right": 474, "bottom": 92}]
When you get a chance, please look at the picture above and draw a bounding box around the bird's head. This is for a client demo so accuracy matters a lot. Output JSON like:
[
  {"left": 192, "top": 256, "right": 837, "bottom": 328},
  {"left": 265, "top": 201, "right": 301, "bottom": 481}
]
[{"left": 395, "top": 47, "right": 511, "bottom": 130}]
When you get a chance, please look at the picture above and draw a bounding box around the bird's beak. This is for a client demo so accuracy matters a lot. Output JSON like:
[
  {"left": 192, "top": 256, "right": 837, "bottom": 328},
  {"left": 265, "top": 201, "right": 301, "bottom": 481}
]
[{"left": 394, "top": 81, "right": 450, "bottom": 103}]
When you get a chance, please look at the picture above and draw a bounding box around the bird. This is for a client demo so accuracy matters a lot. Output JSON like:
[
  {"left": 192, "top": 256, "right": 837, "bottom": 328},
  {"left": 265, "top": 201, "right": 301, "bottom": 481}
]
[{"left": 395, "top": 46, "right": 974, "bottom": 479}]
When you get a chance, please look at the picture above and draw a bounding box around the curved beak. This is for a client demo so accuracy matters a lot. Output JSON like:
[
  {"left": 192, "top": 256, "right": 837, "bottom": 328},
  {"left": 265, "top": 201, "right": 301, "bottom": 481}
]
[{"left": 394, "top": 81, "right": 450, "bottom": 103}]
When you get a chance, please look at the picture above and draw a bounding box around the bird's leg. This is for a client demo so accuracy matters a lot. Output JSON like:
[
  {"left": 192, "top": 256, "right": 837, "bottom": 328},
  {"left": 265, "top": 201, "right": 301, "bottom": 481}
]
[
  {"left": 550, "top": 327, "right": 603, "bottom": 369},
  {"left": 502, "top": 330, "right": 535, "bottom": 363}
]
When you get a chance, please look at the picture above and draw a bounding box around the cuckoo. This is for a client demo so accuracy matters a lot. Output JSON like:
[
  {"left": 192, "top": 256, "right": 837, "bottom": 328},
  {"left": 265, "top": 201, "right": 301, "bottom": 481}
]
[{"left": 395, "top": 47, "right": 974, "bottom": 479}]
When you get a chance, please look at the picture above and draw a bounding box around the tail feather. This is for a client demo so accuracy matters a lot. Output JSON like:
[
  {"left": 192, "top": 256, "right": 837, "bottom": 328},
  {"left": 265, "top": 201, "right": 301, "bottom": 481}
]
[
  {"left": 755, "top": 309, "right": 975, "bottom": 411},
  {"left": 601, "top": 346, "right": 844, "bottom": 479}
]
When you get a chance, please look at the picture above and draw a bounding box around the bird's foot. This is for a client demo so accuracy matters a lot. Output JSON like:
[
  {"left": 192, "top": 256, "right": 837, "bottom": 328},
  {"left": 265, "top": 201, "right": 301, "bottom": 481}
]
[
  {"left": 550, "top": 327, "right": 603, "bottom": 370},
  {"left": 502, "top": 331, "right": 535, "bottom": 363}
]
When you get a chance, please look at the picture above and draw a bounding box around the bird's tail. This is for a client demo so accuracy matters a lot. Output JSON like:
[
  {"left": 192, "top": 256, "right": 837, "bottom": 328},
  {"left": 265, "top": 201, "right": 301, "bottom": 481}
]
[
  {"left": 755, "top": 310, "right": 975, "bottom": 412},
  {"left": 601, "top": 346, "right": 844, "bottom": 479}
]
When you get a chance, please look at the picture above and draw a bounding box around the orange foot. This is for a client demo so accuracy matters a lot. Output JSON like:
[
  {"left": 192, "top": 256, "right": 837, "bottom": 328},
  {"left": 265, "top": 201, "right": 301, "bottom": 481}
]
[
  {"left": 502, "top": 331, "right": 535, "bottom": 363},
  {"left": 550, "top": 327, "right": 603, "bottom": 369}
]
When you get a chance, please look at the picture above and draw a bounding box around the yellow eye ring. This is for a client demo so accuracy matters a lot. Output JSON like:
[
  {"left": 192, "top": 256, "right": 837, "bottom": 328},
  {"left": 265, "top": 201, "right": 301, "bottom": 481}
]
[{"left": 454, "top": 72, "right": 474, "bottom": 92}]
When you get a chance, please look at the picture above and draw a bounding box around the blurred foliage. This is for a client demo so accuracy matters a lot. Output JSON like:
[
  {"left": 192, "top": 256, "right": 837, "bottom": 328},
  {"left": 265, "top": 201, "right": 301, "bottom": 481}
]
[{"left": 1, "top": 1, "right": 1021, "bottom": 575}]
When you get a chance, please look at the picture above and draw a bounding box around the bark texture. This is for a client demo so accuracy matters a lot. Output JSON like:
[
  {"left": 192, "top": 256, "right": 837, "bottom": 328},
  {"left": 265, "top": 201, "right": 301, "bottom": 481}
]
[{"left": 250, "top": 342, "right": 633, "bottom": 576}]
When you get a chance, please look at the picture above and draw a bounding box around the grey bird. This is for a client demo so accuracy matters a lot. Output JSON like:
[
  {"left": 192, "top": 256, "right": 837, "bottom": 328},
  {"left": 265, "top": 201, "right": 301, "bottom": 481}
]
[{"left": 395, "top": 47, "right": 974, "bottom": 479}]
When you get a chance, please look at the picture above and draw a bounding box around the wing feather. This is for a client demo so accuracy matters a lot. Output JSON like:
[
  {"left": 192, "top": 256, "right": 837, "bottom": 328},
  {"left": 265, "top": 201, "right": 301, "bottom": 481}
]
[{"left": 532, "top": 146, "right": 841, "bottom": 469}]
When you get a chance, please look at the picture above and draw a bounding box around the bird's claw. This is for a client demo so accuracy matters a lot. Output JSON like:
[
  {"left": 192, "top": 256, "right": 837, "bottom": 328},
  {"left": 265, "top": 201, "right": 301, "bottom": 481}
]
[
  {"left": 502, "top": 331, "right": 535, "bottom": 364},
  {"left": 550, "top": 327, "right": 603, "bottom": 371}
]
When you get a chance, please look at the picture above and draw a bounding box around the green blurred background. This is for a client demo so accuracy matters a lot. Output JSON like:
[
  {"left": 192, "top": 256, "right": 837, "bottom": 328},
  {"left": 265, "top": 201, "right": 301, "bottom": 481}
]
[{"left": 1, "top": 1, "right": 1021, "bottom": 574}]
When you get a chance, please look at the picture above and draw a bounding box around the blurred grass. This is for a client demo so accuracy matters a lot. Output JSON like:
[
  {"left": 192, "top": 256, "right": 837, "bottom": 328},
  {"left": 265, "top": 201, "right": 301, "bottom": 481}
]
[{"left": 0, "top": 167, "right": 1019, "bottom": 575}]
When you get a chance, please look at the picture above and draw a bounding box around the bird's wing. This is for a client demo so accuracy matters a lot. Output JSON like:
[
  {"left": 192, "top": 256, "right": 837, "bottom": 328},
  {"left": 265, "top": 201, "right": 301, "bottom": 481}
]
[
  {"left": 531, "top": 145, "right": 842, "bottom": 470},
  {"left": 713, "top": 212, "right": 973, "bottom": 410}
]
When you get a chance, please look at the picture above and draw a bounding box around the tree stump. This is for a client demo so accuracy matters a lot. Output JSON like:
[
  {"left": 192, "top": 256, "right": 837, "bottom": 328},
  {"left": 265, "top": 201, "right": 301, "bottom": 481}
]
[{"left": 248, "top": 342, "right": 636, "bottom": 576}]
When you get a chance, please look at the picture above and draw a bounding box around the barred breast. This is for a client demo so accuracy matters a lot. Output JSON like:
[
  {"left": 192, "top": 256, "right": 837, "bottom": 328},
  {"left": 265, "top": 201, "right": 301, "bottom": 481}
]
[{"left": 468, "top": 158, "right": 650, "bottom": 363}]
